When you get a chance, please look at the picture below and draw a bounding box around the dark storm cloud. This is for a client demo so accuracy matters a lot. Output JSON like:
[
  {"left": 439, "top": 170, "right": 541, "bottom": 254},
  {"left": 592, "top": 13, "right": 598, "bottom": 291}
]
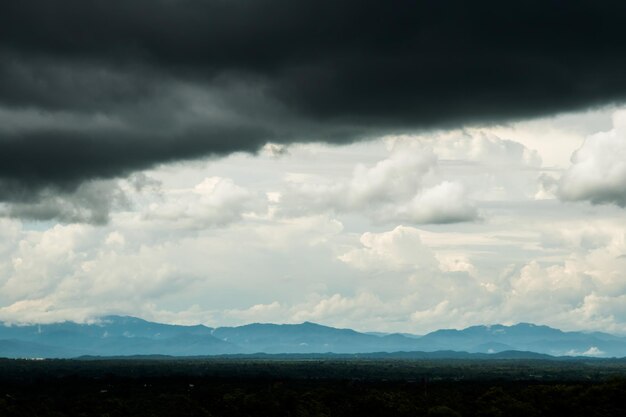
[
  {"left": 0, "top": 179, "right": 130, "bottom": 225},
  {"left": 0, "top": 125, "right": 274, "bottom": 187},
  {"left": 2, "top": 0, "right": 626, "bottom": 221}
]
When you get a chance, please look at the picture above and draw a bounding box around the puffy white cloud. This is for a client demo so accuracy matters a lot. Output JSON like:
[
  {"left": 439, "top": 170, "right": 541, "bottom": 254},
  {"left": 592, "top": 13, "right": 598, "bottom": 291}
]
[
  {"left": 339, "top": 226, "right": 438, "bottom": 272},
  {"left": 393, "top": 181, "right": 478, "bottom": 224},
  {"left": 336, "top": 226, "right": 500, "bottom": 332},
  {"left": 436, "top": 253, "right": 477, "bottom": 275},
  {"left": 509, "top": 261, "right": 594, "bottom": 307},
  {"left": 559, "top": 109, "right": 626, "bottom": 206},
  {"left": 0, "top": 209, "right": 350, "bottom": 325},
  {"left": 143, "top": 176, "right": 265, "bottom": 228},
  {"left": 389, "top": 130, "right": 542, "bottom": 168},
  {"left": 385, "top": 130, "right": 547, "bottom": 203},
  {"left": 281, "top": 144, "right": 477, "bottom": 224},
  {"left": 345, "top": 148, "right": 438, "bottom": 205},
  {"left": 1, "top": 224, "right": 95, "bottom": 300},
  {"left": 332, "top": 220, "right": 626, "bottom": 334},
  {"left": 0, "top": 221, "right": 192, "bottom": 324},
  {"left": 494, "top": 223, "right": 626, "bottom": 332}
]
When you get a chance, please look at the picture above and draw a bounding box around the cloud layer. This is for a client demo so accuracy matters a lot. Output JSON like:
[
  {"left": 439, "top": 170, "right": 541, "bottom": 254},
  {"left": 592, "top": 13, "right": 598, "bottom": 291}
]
[
  {"left": 1, "top": 117, "right": 626, "bottom": 334},
  {"left": 3, "top": 1, "right": 626, "bottom": 211}
]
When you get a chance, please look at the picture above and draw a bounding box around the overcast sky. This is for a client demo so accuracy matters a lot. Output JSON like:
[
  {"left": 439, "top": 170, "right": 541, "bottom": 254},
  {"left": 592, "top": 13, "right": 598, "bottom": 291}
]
[{"left": 1, "top": 1, "right": 626, "bottom": 334}]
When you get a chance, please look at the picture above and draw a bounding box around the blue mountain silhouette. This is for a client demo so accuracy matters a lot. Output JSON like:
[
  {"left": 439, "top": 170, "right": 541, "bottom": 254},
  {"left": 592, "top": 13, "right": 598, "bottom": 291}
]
[{"left": 1, "top": 316, "right": 624, "bottom": 358}]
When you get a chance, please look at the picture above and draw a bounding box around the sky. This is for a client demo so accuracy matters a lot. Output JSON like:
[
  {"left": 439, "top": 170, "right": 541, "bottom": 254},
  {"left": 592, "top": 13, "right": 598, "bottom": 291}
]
[{"left": 1, "top": 1, "right": 626, "bottom": 334}]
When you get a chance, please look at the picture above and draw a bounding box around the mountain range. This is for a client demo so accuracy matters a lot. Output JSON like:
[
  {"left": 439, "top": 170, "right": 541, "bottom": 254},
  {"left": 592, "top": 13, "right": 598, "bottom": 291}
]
[{"left": 1, "top": 316, "right": 625, "bottom": 359}]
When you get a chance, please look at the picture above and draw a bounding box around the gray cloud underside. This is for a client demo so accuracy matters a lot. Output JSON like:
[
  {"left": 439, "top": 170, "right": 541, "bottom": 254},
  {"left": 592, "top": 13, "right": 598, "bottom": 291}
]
[{"left": 3, "top": 0, "right": 626, "bottom": 201}]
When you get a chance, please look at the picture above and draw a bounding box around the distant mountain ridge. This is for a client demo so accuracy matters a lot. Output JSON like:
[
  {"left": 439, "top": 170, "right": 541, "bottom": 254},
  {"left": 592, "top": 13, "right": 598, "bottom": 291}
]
[{"left": 0, "top": 316, "right": 625, "bottom": 359}]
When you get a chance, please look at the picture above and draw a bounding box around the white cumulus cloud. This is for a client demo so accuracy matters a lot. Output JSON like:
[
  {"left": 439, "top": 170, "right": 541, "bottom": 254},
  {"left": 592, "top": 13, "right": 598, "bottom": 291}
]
[
  {"left": 559, "top": 109, "right": 626, "bottom": 206},
  {"left": 143, "top": 176, "right": 265, "bottom": 228},
  {"left": 282, "top": 144, "right": 477, "bottom": 224}
]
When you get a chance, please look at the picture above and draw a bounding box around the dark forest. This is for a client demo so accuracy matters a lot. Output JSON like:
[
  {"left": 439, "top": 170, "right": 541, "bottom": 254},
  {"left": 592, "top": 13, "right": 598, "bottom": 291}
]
[{"left": 1, "top": 358, "right": 625, "bottom": 416}]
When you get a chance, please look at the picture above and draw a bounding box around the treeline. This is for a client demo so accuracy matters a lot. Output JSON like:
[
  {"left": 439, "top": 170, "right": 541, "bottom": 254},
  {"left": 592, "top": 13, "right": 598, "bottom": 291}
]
[{"left": 0, "top": 359, "right": 625, "bottom": 416}]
